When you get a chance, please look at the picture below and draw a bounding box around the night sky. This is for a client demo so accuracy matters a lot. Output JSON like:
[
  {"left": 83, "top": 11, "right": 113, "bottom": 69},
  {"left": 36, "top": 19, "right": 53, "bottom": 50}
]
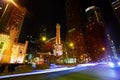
[
  {"left": 18, "top": 0, "right": 120, "bottom": 47},
  {"left": 18, "top": 0, "right": 66, "bottom": 42}
]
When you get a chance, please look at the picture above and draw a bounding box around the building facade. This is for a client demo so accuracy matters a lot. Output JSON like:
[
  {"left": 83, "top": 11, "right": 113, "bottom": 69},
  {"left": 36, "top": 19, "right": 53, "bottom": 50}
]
[
  {"left": 109, "top": 0, "right": 120, "bottom": 24},
  {"left": 0, "top": 0, "right": 26, "bottom": 42},
  {"left": 85, "top": 6, "right": 105, "bottom": 26},
  {"left": 0, "top": 1, "right": 28, "bottom": 63},
  {"left": 85, "top": 6, "right": 106, "bottom": 61},
  {"left": 66, "top": 0, "right": 86, "bottom": 63}
]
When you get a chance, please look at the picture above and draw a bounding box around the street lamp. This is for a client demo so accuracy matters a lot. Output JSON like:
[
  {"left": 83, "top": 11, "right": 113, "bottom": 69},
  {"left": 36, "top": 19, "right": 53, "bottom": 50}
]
[
  {"left": 40, "top": 36, "right": 47, "bottom": 53},
  {"left": 69, "top": 42, "right": 76, "bottom": 63},
  {"left": 42, "top": 36, "right": 47, "bottom": 42},
  {"left": 69, "top": 42, "right": 74, "bottom": 49},
  {"left": 102, "top": 47, "right": 105, "bottom": 51},
  {"left": 7, "top": 0, "right": 19, "bottom": 8}
]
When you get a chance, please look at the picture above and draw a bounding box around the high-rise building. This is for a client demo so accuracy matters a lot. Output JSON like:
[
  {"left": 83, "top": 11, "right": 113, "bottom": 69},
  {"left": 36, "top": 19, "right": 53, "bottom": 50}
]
[
  {"left": 109, "top": 0, "right": 120, "bottom": 24},
  {"left": 0, "top": 1, "right": 26, "bottom": 42},
  {"left": 85, "top": 6, "right": 104, "bottom": 26},
  {"left": 66, "top": 0, "right": 86, "bottom": 63},
  {"left": 0, "top": 1, "right": 27, "bottom": 63},
  {"left": 66, "top": 0, "right": 84, "bottom": 30},
  {"left": 85, "top": 6, "right": 106, "bottom": 61}
]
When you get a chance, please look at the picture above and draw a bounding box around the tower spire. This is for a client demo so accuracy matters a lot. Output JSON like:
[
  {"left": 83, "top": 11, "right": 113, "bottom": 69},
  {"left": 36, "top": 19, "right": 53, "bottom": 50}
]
[
  {"left": 56, "top": 23, "right": 61, "bottom": 44},
  {"left": 53, "top": 23, "right": 63, "bottom": 56}
]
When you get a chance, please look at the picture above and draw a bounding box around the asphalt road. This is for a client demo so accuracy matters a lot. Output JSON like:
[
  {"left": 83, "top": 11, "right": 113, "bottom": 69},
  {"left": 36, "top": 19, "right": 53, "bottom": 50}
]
[{"left": 0, "top": 64, "right": 120, "bottom": 80}]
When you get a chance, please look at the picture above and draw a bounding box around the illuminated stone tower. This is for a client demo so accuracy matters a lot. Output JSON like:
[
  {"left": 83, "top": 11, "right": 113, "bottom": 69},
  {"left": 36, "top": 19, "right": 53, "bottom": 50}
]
[
  {"left": 56, "top": 23, "right": 61, "bottom": 44},
  {"left": 54, "top": 23, "right": 63, "bottom": 56}
]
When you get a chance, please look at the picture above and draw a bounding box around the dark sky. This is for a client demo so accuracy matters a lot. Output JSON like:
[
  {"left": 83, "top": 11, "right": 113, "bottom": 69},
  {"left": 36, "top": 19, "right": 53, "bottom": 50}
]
[
  {"left": 18, "top": 0, "right": 66, "bottom": 42},
  {"left": 18, "top": 0, "right": 120, "bottom": 46}
]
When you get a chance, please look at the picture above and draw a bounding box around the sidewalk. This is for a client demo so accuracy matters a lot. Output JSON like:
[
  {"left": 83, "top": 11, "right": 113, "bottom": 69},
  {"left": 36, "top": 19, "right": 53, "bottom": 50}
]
[{"left": 0, "top": 64, "right": 47, "bottom": 75}]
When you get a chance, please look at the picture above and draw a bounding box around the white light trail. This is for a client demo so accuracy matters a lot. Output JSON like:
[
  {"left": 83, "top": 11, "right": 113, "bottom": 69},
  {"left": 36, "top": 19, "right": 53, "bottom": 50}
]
[
  {"left": 0, "top": 67, "right": 75, "bottom": 79},
  {"left": 0, "top": 63, "right": 98, "bottom": 79}
]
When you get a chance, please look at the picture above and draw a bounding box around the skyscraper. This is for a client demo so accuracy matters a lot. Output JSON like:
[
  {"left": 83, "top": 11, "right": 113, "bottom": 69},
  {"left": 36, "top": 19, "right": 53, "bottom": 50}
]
[
  {"left": 0, "top": 1, "right": 26, "bottom": 42},
  {"left": 65, "top": 0, "right": 86, "bottom": 30},
  {"left": 0, "top": 0, "right": 27, "bottom": 63},
  {"left": 109, "top": 0, "right": 120, "bottom": 24},
  {"left": 85, "top": 6, "right": 104, "bottom": 26},
  {"left": 85, "top": 6, "right": 106, "bottom": 61},
  {"left": 66, "top": 0, "right": 86, "bottom": 63}
]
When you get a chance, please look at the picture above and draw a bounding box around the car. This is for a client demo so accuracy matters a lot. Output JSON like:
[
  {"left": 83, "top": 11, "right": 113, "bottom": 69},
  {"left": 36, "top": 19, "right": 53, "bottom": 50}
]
[{"left": 108, "top": 61, "right": 120, "bottom": 68}]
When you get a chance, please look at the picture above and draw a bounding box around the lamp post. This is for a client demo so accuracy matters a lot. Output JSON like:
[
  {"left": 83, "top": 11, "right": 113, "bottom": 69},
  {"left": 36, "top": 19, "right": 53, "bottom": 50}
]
[
  {"left": 42, "top": 36, "right": 47, "bottom": 42},
  {"left": 98, "top": 47, "right": 106, "bottom": 61},
  {"left": 69, "top": 42, "right": 76, "bottom": 64},
  {"left": 69, "top": 42, "right": 74, "bottom": 49},
  {"left": 102, "top": 47, "right": 105, "bottom": 51},
  {"left": 41, "top": 36, "right": 47, "bottom": 53},
  {"left": 101, "top": 47, "right": 107, "bottom": 61}
]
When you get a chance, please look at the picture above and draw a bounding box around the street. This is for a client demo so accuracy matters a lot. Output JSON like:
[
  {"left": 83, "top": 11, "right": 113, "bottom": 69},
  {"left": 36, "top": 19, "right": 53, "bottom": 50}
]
[{"left": 0, "top": 63, "right": 120, "bottom": 80}]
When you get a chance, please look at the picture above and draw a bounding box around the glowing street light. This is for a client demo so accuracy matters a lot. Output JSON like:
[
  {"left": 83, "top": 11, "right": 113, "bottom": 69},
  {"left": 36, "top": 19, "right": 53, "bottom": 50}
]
[
  {"left": 42, "top": 36, "right": 47, "bottom": 42},
  {"left": 102, "top": 47, "right": 105, "bottom": 51},
  {"left": 69, "top": 42, "right": 74, "bottom": 49},
  {"left": 7, "top": 0, "right": 19, "bottom": 8}
]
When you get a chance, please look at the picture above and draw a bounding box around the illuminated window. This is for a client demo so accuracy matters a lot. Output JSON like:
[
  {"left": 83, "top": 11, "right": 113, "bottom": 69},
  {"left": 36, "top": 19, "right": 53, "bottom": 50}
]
[
  {"left": 19, "top": 49, "right": 23, "bottom": 54},
  {"left": 20, "top": 51, "right": 22, "bottom": 54},
  {"left": 0, "top": 42, "right": 4, "bottom": 49}
]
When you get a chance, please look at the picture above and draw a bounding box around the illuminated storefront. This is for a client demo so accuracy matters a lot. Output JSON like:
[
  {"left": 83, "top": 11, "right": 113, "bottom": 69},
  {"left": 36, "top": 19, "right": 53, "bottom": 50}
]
[
  {"left": 0, "top": 33, "right": 28, "bottom": 63},
  {"left": 0, "top": 34, "right": 10, "bottom": 63},
  {"left": 10, "top": 41, "right": 28, "bottom": 63}
]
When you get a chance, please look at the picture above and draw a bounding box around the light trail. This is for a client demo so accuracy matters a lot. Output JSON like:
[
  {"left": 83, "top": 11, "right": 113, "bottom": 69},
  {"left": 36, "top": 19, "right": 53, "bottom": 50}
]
[
  {"left": 0, "top": 67, "right": 75, "bottom": 79},
  {"left": 0, "top": 63, "right": 98, "bottom": 79}
]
